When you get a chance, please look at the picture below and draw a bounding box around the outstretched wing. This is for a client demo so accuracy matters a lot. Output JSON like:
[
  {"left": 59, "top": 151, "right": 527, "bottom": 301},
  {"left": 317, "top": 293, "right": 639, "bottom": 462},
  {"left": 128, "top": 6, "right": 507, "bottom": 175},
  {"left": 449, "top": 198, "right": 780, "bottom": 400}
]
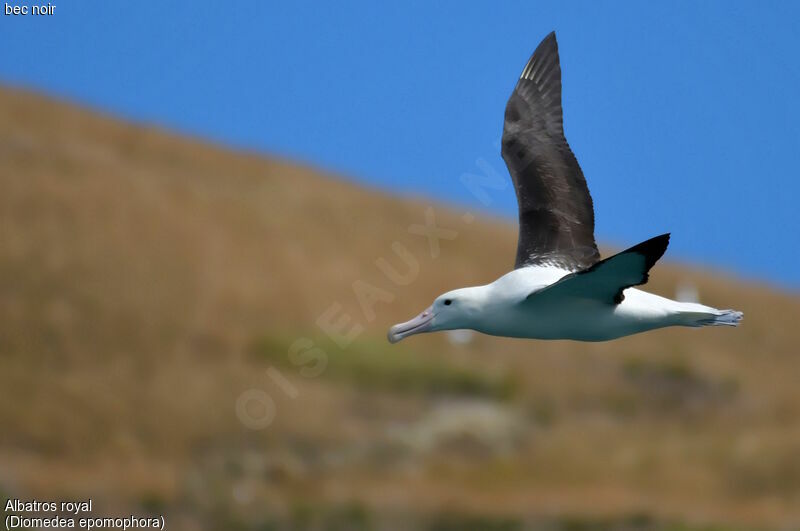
[
  {"left": 502, "top": 31, "right": 600, "bottom": 270},
  {"left": 527, "top": 233, "right": 671, "bottom": 305}
]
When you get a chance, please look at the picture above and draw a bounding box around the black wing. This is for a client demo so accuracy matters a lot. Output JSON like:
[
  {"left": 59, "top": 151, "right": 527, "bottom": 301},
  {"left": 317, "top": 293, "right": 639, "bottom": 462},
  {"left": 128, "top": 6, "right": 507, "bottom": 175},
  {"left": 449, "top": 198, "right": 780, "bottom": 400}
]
[
  {"left": 502, "top": 32, "right": 600, "bottom": 270},
  {"left": 526, "top": 234, "right": 671, "bottom": 305}
]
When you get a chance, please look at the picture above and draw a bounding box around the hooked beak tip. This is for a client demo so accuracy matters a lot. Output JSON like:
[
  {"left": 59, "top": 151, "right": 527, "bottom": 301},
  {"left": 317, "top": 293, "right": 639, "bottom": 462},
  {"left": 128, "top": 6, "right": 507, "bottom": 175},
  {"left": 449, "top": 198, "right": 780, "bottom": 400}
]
[
  {"left": 387, "top": 306, "right": 434, "bottom": 344},
  {"left": 387, "top": 328, "right": 402, "bottom": 344}
]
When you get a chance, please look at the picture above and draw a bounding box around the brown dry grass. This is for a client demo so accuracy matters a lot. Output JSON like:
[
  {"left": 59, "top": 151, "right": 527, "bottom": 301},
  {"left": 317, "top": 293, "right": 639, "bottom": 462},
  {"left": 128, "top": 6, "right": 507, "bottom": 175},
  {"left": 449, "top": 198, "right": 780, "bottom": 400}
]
[{"left": 1, "top": 85, "right": 799, "bottom": 530}]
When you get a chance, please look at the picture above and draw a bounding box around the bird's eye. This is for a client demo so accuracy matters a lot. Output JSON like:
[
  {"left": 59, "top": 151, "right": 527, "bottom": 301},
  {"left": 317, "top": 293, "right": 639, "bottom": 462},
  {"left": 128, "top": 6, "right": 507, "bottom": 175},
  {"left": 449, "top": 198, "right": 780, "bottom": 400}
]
[{"left": 444, "top": 299, "right": 452, "bottom": 306}]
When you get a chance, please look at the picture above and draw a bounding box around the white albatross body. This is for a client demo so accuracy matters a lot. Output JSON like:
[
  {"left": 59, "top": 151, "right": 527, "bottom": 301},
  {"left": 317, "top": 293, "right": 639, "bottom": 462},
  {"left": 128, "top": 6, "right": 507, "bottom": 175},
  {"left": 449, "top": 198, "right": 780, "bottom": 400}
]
[
  {"left": 388, "top": 32, "right": 742, "bottom": 344},
  {"left": 437, "top": 267, "right": 738, "bottom": 342}
]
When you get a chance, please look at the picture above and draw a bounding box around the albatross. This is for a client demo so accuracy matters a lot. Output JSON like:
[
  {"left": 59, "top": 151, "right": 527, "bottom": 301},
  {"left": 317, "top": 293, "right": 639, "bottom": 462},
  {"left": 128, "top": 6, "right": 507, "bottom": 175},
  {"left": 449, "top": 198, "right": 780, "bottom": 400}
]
[{"left": 388, "top": 32, "right": 742, "bottom": 343}]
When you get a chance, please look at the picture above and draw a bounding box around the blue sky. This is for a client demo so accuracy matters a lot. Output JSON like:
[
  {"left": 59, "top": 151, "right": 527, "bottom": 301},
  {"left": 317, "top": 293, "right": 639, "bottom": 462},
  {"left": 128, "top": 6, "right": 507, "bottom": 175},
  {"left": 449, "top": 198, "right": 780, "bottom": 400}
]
[{"left": 1, "top": 1, "right": 799, "bottom": 288}]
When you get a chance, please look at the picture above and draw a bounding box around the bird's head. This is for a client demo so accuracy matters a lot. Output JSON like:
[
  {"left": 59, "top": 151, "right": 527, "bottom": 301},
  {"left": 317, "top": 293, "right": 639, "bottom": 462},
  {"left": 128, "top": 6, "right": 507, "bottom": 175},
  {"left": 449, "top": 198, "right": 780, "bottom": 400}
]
[{"left": 387, "top": 287, "right": 484, "bottom": 343}]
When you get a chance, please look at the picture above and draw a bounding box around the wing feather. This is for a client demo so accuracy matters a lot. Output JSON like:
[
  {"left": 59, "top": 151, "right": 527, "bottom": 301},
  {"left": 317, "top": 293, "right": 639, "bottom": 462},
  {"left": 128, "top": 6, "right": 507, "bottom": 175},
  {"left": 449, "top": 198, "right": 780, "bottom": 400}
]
[
  {"left": 502, "top": 32, "right": 599, "bottom": 270},
  {"left": 526, "top": 234, "right": 671, "bottom": 304}
]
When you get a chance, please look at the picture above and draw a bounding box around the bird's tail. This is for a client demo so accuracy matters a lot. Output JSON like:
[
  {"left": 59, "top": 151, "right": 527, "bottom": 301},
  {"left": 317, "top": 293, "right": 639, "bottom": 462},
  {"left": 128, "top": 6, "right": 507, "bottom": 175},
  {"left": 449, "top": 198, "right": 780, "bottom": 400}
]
[{"left": 676, "top": 305, "right": 743, "bottom": 328}]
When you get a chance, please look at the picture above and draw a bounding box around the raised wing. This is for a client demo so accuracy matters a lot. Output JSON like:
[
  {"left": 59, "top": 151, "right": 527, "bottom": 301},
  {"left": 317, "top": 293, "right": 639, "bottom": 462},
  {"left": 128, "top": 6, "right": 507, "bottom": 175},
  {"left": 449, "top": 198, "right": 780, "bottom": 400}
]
[{"left": 502, "top": 32, "right": 600, "bottom": 270}]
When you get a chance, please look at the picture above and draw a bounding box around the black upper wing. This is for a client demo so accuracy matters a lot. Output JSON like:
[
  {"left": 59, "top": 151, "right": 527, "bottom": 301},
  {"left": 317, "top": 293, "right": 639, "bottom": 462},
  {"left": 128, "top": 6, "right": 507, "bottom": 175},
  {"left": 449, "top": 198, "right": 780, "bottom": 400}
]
[
  {"left": 502, "top": 32, "right": 600, "bottom": 270},
  {"left": 525, "top": 233, "right": 671, "bottom": 305}
]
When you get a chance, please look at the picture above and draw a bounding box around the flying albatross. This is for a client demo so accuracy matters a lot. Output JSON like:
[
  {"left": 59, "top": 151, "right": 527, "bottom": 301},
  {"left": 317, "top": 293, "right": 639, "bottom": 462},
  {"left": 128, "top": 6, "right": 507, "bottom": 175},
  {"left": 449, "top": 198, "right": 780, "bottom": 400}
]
[{"left": 388, "top": 32, "right": 742, "bottom": 343}]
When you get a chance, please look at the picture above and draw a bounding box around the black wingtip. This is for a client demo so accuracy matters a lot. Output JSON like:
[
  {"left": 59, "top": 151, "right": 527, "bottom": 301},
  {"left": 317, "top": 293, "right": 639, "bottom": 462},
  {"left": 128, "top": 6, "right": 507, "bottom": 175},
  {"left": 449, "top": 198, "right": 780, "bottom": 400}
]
[
  {"left": 535, "top": 31, "right": 558, "bottom": 57},
  {"left": 626, "top": 233, "right": 671, "bottom": 270},
  {"left": 519, "top": 31, "right": 562, "bottom": 86}
]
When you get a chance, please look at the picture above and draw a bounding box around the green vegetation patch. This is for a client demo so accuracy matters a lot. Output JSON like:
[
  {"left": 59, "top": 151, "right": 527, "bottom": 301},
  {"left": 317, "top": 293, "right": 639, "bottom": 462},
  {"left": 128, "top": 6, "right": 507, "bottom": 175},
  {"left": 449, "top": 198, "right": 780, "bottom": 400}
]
[
  {"left": 250, "top": 333, "right": 517, "bottom": 401},
  {"left": 427, "top": 510, "right": 523, "bottom": 531}
]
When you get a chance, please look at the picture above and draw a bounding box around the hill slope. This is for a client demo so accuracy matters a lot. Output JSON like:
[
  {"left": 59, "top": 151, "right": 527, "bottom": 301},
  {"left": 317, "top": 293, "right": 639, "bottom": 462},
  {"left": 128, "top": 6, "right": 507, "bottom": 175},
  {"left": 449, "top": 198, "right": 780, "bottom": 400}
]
[{"left": 1, "top": 86, "right": 799, "bottom": 530}]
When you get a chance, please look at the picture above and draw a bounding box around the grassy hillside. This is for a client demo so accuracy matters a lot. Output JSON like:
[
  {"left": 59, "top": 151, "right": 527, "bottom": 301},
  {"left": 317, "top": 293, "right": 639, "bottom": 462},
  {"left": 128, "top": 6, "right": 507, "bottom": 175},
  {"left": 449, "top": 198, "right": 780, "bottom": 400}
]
[{"left": 1, "top": 86, "right": 799, "bottom": 530}]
